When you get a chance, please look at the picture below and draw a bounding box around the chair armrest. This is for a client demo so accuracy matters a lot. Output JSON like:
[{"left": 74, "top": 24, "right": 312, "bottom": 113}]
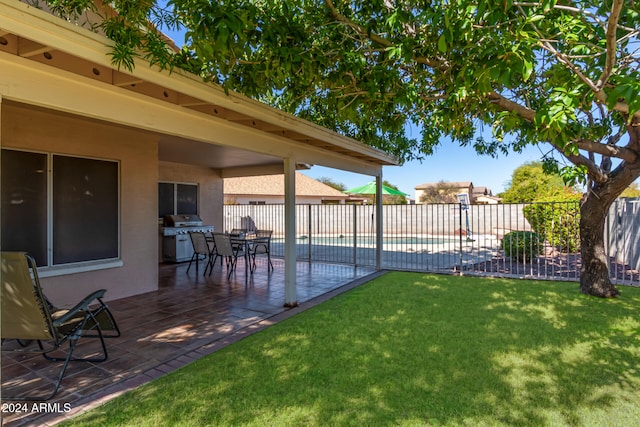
[{"left": 52, "top": 289, "right": 107, "bottom": 326}]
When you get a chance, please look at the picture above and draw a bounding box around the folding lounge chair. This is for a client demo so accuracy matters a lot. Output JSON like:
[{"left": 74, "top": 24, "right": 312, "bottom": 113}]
[{"left": 1, "top": 251, "right": 118, "bottom": 401}]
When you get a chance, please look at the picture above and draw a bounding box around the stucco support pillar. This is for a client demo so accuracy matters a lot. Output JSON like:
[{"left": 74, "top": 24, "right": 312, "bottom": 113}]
[
  {"left": 283, "top": 158, "right": 298, "bottom": 307},
  {"left": 375, "top": 174, "right": 383, "bottom": 270}
]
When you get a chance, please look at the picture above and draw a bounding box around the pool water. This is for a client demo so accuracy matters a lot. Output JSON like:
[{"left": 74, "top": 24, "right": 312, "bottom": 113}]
[{"left": 293, "top": 235, "right": 457, "bottom": 246}]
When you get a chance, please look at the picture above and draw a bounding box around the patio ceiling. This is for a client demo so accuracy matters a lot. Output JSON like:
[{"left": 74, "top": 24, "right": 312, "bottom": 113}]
[{"left": 0, "top": 0, "right": 398, "bottom": 177}]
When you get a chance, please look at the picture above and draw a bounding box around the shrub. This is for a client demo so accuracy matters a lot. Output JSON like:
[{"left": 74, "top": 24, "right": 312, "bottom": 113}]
[
  {"left": 522, "top": 195, "right": 581, "bottom": 253},
  {"left": 501, "top": 231, "right": 542, "bottom": 263}
]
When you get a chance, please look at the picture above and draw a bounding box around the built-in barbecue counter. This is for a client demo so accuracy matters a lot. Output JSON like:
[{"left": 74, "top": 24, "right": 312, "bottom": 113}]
[{"left": 160, "top": 214, "right": 214, "bottom": 262}]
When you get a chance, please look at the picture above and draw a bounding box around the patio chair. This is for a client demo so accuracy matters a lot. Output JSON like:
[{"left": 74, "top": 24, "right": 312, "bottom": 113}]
[
  {"left": 211, "top": 232, "right": 245, "bottom": 279},
  {"left": 187, "top": 231, "right": 215, "bottom": 275},
  {"left": 206, "top": 232, "right": 224, "bottom": 268},
  {"left": 249, "top": 229, "right": 274, "bottom": 273},
  {"left": 1, "top": 252, "right": 116, "bottom": 401}
]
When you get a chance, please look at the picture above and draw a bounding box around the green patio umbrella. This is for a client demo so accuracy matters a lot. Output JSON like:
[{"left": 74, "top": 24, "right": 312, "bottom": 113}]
[{"left": 345, "top": 181, "right": 409, "bottom": 197}]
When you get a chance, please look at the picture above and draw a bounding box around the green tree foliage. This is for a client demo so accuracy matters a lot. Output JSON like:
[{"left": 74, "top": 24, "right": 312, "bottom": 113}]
[
  {"left": 501, "top": 231, "right": 542, "bottom": 263},
  {"left": 501, "top": 161, "right": 576, "bottom": 203},
  {"left": 523, "top": 193, "right": 582, "bottom": 253},
  {"left": 44, "top": 0, "right": 640, "bottom": 296},
  {"left": 621, "top": 182, "right": 640, "bottom": 198}
]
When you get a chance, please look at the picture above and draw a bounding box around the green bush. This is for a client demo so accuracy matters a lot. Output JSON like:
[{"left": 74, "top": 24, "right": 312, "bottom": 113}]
[
  {"left": 522, "top": 195, "right": 581, "bottom": 253},
  {"left": 501, "top": 231, "right": 542, "bottom": 263}
]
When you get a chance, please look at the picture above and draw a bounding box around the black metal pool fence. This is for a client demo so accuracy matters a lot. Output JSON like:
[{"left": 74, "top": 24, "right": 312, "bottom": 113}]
[{"left": 225, "top": 199, "right": 639, "bottom": 286}]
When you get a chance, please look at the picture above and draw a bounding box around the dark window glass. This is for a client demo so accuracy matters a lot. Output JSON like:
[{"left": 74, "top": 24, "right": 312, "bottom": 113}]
[
  {"left": 176, "top": 184, "right": 198, "bottom": 214},
  {"left": 52, "top": 155, "right": 119, "bottom": 264},
  {"left": 1, "top": 150, "right": 48, "bottom": 266},
  {"left": 158, "top": 182, "right": 174, "bottom": 218}
]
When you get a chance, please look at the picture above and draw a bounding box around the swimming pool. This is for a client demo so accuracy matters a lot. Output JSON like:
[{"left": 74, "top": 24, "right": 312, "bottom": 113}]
[{"left": 290, "top": 235, "right": 459, "bottom": 246}]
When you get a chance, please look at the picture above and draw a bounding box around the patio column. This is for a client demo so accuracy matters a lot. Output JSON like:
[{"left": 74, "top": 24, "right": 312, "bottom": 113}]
[
  {"left": 376, "top": 175, "right": 383, "bottom": 270},
  {"left": 283, "top": 157, "right": 298, "bottom": 307}
]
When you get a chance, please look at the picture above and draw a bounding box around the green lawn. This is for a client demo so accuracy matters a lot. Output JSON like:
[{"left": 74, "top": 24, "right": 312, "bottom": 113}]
[{"left": 63, "top": 273, "right": 640, "bottom": 426}]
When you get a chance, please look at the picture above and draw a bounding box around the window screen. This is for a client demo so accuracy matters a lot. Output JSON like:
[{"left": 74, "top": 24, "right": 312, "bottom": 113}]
[
  {"left": 158, "top": 182, "right": 198, "bottom": 216},
  {"left": 158, "top": 182, "right": 175, "bottom": 218},
  {"left": 52, "top": 155, "right": 119, "bottom": 264},
  {"left": 176, "top": 184, "right": 198, "bottom": 214},
  {"left": 1, "top": 150, "right": 48, "bottom": 266}
]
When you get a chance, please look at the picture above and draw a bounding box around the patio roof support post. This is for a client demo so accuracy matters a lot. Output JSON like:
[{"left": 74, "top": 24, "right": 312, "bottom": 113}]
[
  {"left": 375, "top": 175, "right": 383, "bottom": 270},
  {"left": 0, "top": 94, "right": 3, "bottom": 147},
  {"left": 283, "top": 157, "right": 298, "bottom": 307}
]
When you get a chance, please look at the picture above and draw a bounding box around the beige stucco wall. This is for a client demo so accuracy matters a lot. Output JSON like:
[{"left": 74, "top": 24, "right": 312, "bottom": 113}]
[
  {"left": 158, "top": 161, "right": 224, "bottom": 231},
  {"left": 225, "top": 195, "right": 346, "bottom": 205},
  {"left": 2, "top": 102, "right": 159, "bottom": 305}
]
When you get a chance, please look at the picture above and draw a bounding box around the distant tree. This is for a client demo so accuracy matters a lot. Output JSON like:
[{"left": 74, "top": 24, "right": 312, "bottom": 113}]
[
  {"left": 419, "top": 181, "right": 460, "bottom": 204},
  {"left": 501, "top": 162, "right": 577, "bottom": 203},
  {"left": 382, "top": 180, "right": 408, "bottom": 205},
  {"left": 620, "top": 182, "right": 640, "bottom": 198},
  {"left": 317, "top": 176, "right": 346, "bottom": 192}
]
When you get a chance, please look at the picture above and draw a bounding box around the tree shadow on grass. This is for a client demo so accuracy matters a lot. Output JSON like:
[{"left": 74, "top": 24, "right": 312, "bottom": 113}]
[{"left": 67, "top": 273, "right": 640, "bottom": 427}]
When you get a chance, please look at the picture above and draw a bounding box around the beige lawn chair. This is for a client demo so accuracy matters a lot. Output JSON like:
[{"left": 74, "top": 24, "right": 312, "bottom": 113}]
[{"left": 1, "top": 252, "right": 119, "bottom": 401}]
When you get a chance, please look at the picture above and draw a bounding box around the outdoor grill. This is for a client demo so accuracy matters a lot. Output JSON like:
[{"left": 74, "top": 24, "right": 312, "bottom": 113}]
[{"left": 160, "top": 214, "right": 214, "bottom": 262}]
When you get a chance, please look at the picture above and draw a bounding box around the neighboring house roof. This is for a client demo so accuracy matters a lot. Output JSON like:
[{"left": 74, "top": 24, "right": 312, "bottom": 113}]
[
  {"left": 224, "top": 173, "right": 348, "bottom": 198},
  {"left": 472, "top": 186, "right": 493, "bottom": 197},
  {"left": 415, "top": 181, "right": 473, "bottom": 190}
]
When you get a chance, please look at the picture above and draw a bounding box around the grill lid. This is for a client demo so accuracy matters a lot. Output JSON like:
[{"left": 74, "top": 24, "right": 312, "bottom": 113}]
[{"left": 163, "top": 214, "right": 203, "bottom": 227}]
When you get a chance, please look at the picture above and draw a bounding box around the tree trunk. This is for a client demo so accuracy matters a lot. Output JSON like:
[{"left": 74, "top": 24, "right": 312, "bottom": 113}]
[{"left": 579, "top": 196, "right": 619, "bottom": 297}]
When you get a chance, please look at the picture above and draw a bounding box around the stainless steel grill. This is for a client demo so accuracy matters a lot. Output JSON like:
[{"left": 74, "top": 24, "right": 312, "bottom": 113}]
[{"left": 160, "top": 214, "right": 214, "bottom": 262}]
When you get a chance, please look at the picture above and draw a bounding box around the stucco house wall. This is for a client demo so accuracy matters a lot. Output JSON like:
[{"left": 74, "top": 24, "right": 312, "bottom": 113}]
[
  {"left": 2, "top": 101, "right": 159, "bottom": 305},
  {"left": 158, "top": 161, "right": 224, "bottom": 229}
]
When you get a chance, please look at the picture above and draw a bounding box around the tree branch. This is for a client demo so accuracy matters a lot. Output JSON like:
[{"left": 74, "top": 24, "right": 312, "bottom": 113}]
[
  {"left": 576, "top": 138, "right": 637, "bottom": 163},
  {"left": 323, "top": 0, "right": 447, "bottom": 69},
  {"left": 548, "top": 142, "right": 609, "bottom": 183},
  {"left": 595, "top": 0, "right": 624, "bottom": 91},
  {"left": 516, "top": 4, "right": 601, "bottom": 95},
  {"left": 486, "top": 91, "right": 536, "bottom": 122}
]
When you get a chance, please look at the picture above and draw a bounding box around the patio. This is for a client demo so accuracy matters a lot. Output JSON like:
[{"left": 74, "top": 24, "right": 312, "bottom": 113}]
[{"left": 1, "top": 259, "right": 381, "bottom": 427}]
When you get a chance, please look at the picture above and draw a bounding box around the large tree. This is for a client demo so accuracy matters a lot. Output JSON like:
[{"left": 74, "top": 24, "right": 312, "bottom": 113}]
[{"left": 51, "top": 0, "right": 639, "bottom": 297}]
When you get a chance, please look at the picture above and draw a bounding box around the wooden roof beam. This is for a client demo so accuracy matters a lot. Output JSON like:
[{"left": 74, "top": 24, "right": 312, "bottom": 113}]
[{"left": 18, "top": 37, "right": 50, "bottom": 57}]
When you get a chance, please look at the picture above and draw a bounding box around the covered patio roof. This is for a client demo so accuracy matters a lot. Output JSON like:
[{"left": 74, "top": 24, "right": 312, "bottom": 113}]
[
  {"left": 0, "top": 0, "right": 395, "bottom": 307},
  {"left": 0, "top": 0, "right": 397, "bottom": 177}
]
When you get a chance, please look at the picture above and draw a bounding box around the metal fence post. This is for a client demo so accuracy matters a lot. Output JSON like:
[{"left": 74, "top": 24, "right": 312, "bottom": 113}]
[
  {"left": 353, "top": 204, "right": 358, "bottom": 266},
  {"left": 458, "top": 202, "right": 463, "bottom": 274},
  {"left": 308, "top": 204, "right": 312, "bottom": 263}
]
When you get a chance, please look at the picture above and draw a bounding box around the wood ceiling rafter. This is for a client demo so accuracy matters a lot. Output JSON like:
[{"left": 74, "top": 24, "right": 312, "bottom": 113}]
[
  {"left": 18, "top": 38, "right": 49, "bottom": 57},
  {"left": 113, "top": 71, "right": 144, "bottom": 87},
  {"left": 0, "top": 33, "right": 18, "bottom": 54},
  {"left": 177, "top": 93, "right": 209, "bottom": 107}
]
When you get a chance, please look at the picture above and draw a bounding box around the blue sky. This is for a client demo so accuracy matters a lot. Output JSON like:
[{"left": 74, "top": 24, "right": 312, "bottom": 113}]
[{"left": 301, "top": 142, "right": 545, "bottom": 198}]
